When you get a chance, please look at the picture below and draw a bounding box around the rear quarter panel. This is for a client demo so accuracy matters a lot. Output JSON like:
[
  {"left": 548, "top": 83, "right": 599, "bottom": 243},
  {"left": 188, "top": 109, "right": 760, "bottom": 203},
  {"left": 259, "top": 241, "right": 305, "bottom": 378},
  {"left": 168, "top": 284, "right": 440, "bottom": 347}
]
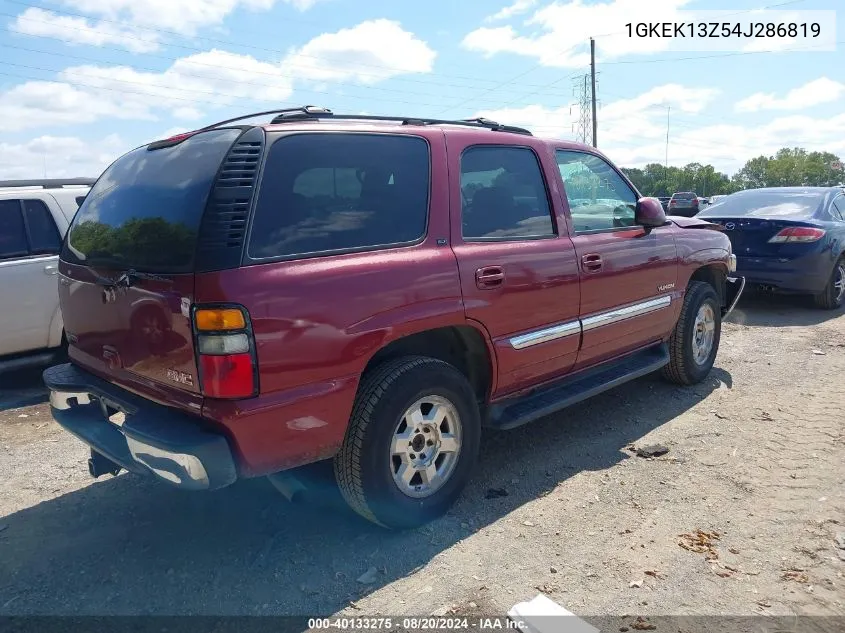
[{"left": 195, "top": 129, "right": 489, "bottom": 476}]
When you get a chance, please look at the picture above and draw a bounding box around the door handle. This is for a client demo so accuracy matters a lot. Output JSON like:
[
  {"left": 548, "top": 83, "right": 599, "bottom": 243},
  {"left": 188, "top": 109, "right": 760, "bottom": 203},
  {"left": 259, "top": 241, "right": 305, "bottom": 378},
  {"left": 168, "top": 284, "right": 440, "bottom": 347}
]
[
  {"left": 475, "top": 266, "right": 505, "bottom": 289},
  {"left": 581, "top": 253, "right": 603, "bottom": 272},
  {"left": 44, "top": 264, "right": 58, "bottom": 275}
]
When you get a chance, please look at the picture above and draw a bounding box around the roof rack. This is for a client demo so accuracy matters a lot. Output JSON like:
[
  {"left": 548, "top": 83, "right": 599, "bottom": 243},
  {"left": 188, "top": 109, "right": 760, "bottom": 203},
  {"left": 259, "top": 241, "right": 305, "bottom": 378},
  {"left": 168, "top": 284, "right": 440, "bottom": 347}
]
[
  {"left": 0, "top": 178, "right": 96, "bottom": 189},
  {"left": 189, "top": 105, "right": 533, "bottom": 136},
  {"left": 268, "top": 107, "right": 533, "bottom": 135}
]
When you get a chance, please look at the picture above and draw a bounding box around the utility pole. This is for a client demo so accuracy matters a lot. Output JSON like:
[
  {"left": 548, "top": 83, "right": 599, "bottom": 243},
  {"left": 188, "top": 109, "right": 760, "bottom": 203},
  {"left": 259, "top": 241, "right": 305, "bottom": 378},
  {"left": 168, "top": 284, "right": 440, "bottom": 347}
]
[
  {"left": 664, "top": 106, "right": 670, "bottom": 170},
  {"left": 590, "top": 37, "right": 597, "bottom": 148}
]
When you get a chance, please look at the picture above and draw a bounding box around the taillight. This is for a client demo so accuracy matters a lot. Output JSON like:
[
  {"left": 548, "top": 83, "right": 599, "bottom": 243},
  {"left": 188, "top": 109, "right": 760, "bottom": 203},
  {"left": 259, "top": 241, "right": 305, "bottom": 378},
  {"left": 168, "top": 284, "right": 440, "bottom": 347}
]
[
  {"left": 768, "top": 227, "right": 826, "bottom": 243},
  {"left": 193, "top": 305, "right": 258, "bottom": 399}
]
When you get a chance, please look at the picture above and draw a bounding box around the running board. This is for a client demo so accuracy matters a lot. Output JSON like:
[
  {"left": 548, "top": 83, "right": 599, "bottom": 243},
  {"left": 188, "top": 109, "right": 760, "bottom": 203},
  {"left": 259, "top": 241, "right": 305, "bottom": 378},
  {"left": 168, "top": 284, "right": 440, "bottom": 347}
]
[{"left": 488, "top": 343, "right": 670, "bottom": 430}]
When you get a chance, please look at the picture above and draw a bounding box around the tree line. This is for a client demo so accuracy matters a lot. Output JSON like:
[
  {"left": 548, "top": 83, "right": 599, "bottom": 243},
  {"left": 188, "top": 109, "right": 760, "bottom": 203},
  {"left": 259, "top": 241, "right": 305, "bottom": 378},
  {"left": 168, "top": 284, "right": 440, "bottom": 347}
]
[{"left": 621, "top": 148, "right": 843, "bottom": 198}]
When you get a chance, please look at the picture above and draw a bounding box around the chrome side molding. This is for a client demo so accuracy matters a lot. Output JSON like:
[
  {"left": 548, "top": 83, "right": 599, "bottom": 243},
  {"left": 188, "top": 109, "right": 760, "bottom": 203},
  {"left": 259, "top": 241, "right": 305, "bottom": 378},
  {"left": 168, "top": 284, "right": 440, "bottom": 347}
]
[{"left": 508, "top": 294, "right": 673, "bottom": 350}]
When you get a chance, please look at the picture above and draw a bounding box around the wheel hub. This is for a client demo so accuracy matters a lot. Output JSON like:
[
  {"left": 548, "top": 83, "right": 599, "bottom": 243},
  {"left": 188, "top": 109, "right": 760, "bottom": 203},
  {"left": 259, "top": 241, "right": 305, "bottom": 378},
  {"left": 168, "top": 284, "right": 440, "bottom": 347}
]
[
  {"left": 390, "top": 396, "right": 462, "bottom": 499},
  {"left": 691, "top": 303, "right": 716, "bottom": 365}
]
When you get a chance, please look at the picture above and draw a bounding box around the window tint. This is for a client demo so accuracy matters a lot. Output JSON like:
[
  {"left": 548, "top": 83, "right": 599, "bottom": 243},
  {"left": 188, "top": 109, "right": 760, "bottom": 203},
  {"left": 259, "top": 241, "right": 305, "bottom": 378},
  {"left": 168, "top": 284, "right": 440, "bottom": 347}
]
[
  {"left": 461, "top": 146, "right": 554, "bottom": 239},
  {"left": 23, "top": 199, "right": 61, "bottom": 254},
  {"left": 556, "top": 150, "right": 637, "bottom": 232},
  {"left": 832, "top": 196, "right": 845, "bottom": 220},
  {"left": 0, "top": 200, "right": 28, "bottom": 259},
  {"left": 249, "top": 134, "right": 429, "bottom": 259},
  {"left": 64, "top": 127, "right": 241, "bottom": 272}
]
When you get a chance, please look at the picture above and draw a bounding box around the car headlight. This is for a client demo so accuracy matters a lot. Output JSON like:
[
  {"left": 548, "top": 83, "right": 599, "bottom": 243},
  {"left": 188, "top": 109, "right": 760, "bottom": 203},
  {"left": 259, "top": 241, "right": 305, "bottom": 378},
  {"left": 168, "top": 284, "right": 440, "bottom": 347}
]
[{"left": 729, "top": 254, "right": 737, "bottom": 272}]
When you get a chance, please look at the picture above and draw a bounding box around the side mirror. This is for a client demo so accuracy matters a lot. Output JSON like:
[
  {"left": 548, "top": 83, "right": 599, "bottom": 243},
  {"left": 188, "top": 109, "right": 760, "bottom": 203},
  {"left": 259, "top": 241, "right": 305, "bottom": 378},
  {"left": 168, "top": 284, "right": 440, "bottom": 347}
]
[{"left": 635, "top": 197, "right": 668, "bottom": 230}]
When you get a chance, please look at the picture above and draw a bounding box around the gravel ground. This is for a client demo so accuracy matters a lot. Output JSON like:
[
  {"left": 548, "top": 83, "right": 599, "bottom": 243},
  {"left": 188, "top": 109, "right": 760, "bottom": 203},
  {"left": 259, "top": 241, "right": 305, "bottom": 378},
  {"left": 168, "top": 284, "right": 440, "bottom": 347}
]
[{"left": 0, "top": 292, "right": 843, "bottom": 621}]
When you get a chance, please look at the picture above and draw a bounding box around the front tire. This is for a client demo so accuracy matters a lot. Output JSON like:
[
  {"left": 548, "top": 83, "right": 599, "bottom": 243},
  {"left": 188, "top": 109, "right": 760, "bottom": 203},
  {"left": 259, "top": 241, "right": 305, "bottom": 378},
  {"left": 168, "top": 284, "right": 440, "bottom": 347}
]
[
  {"left": 334, "top": 356, "right": 481, "bottom": 529},
  {"left": 813, "top": 258, "right": 845, "bottom": 310},
  {"left": 662, "top": 281, "right": 722, "bottom": 385}
]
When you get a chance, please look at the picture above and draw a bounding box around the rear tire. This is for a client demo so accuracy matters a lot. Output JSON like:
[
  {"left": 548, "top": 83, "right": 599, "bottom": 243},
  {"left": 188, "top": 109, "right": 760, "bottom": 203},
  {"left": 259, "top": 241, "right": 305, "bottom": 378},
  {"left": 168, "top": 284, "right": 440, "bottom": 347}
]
[
  {"left": 662, "top": 281, "right": 722, "bottom": 386},
  {"left": 813, "top": 258, "right": 845, "bottom": 310},
  {"left": 334, "top": 356, "right": 481, "bottom": 530}
]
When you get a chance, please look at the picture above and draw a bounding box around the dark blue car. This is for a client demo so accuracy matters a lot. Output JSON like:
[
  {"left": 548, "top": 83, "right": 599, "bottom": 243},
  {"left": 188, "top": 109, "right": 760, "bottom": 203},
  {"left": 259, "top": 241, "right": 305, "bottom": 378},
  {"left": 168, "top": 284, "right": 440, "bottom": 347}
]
[{"left": 697, "top": 187, "right": 845, "bottom": 309}]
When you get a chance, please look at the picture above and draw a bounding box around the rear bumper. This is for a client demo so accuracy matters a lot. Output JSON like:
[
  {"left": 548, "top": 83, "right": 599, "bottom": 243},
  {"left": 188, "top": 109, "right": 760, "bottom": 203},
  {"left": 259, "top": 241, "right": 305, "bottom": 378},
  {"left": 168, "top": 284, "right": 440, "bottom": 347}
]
[
  {"left": 735, "top": 254, "right": 830, "bottom": 294},
  {"left": 43, "top": 363, "right": 237, "bottom": 491}
]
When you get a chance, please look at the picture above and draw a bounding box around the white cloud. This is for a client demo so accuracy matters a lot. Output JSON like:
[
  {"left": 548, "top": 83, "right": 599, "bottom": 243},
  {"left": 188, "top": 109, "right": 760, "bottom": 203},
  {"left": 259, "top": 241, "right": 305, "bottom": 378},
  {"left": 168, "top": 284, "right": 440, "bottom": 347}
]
[
  {"left": 10, "top": 0, "right": 302, "bottom": 51},
  {"left": 734, "top": 77, "right": 845, "bottom": 113},
  {"left": 0, "top": 134, "right": 130, "bottom": 180},
  {"left": 283, "top": 0, "right": 323, "bottom": 9},
  {"left": 11, "top": 8, "right": 160, "bottom": 53},
  {"left": 473, "top": 85, "right": 845, "bottom": 174},
  {"left": 0, "top": 18, "right": 436, "bottom": 131},
  {"left": 283, "top": 19, "right": 436, "bottom": 84},
  {"left": 485, "top": 0, "right": 537, "bottom": 22},
  {"left": 463, "top": 0, "right": 691, "bottom": 67},
  {"left": 0, "top": 49, "right": 293, "bottom": 132},
  {"left": 0, "top": 81, "right": 152, "bottom": 132}
]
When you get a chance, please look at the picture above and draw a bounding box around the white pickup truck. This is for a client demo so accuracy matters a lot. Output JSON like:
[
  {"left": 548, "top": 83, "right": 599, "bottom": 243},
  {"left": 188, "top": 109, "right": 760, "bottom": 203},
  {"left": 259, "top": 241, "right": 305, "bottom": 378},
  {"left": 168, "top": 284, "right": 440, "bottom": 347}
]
[{"left": 0, "top": 179, "right": 93, "bottom": 372}]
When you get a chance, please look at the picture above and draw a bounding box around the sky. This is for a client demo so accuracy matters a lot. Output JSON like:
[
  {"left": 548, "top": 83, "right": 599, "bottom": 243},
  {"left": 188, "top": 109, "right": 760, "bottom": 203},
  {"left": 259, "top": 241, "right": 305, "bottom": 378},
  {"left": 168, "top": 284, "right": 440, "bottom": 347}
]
[{"left": 0, "top": 0, "right": 843, "bottom": 180}]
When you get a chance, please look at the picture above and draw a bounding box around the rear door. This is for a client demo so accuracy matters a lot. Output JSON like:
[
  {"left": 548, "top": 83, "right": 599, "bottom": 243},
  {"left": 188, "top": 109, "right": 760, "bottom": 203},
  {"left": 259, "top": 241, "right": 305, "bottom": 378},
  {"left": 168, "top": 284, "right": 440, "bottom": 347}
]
[
  {"left": 58, "top": 127, "right": 244, "bottom": 406},
  {"left": 448, "top": 135, "right": 581, "bottom": 397},
  {"left": 0, "top": 197, "right": 64, "bottom": 355},
  {"left": 554, "top": 149, "right": 679, "bottom": 370}
]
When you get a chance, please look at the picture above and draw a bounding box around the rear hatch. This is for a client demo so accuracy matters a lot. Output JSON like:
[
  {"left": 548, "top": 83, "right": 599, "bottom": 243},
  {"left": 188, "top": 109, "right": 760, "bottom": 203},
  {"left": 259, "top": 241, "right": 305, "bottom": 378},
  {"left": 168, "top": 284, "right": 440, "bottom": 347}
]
[{"left": 58, "top": 127, "right": 245, "bottom": 406}]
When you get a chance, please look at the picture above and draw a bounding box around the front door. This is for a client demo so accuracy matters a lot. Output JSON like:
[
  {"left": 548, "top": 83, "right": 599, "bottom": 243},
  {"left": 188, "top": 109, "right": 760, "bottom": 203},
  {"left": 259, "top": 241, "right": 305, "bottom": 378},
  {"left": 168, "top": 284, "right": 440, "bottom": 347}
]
[
  {"left": 449, "top": 138, "right": 581, "bottom": 397},
  {"left": 554, "top": 149, "right": 679, "bottom": 370}
]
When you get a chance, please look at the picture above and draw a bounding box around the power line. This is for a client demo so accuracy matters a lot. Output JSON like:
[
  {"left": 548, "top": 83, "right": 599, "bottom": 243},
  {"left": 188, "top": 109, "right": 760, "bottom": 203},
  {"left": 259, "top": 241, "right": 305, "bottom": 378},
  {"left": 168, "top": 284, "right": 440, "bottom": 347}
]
[
  {"left": 0, "top": 44, "right": 582, "bottom": 112},
  {"left": 0, "top": 2, "right": 582, "bottom": 92},
  {"left": 599, "top": 38, "right": 844, "bottom": 67}
]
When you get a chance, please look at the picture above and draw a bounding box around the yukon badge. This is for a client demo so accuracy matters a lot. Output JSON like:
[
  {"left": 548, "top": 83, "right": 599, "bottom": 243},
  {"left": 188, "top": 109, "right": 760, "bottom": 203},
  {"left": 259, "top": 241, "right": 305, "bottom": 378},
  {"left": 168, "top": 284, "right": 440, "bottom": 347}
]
[
  {"left": 658, "top": 283, "right": 675, "bottom": 292},
  {"left": 166, "top": 369, "right": 194, "bottom": 387}
]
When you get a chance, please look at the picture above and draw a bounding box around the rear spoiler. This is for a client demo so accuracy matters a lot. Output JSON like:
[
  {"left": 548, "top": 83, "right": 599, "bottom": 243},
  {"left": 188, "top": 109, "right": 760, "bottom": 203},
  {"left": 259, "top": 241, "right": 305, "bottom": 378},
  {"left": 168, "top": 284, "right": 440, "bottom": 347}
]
[{"left": 668, "top": 216, "right": 724, "bottom": 231}]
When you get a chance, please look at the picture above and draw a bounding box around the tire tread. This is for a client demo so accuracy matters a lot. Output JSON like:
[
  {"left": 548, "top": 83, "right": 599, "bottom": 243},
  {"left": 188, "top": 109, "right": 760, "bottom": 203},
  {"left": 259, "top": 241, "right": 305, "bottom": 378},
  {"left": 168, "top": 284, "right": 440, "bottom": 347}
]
[
  {"left": 662, "top": 281, "right": 719, "bottom": 386},
  {"left": 333, "top": 356, "right": 453, "bottom": 527}
]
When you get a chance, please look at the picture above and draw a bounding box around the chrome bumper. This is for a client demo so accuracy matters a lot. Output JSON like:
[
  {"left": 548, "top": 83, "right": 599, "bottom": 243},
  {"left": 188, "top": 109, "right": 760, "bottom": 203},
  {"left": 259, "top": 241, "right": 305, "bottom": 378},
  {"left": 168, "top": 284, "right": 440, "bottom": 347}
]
[{"left": 44, "top": 364, "right": 237, "bottom": 491}]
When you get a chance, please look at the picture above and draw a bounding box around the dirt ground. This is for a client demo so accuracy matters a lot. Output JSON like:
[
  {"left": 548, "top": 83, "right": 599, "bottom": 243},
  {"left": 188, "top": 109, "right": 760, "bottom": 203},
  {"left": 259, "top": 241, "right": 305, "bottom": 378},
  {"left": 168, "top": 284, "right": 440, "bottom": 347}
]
[{"left": 0, "top": 292, "right": 843, "bottom": 622}]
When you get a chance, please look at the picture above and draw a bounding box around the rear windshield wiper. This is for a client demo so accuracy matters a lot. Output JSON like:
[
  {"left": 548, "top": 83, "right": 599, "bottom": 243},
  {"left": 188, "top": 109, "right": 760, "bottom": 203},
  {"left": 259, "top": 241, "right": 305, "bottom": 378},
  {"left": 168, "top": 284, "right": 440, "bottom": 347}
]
[
  {"left": 115, "top": 269, "right": 174, "bottom": 288},
  {"left": 92, "top": 269, "right": 173, "bottom": 289}
]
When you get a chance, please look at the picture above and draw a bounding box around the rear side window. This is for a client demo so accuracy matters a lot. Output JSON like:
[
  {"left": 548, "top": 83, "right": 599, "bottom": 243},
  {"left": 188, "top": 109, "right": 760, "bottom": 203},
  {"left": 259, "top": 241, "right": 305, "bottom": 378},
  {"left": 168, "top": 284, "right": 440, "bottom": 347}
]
[
  {"left": 0, "top": 200, "right": 28, "bottom": 259},
  {"left": 0, "top": 198, "right": 61, "bottom": 259},
  {"left": 63, "top": 128, "right": 242, "bottom": 272},
  {"left": 461, "top": 146, "right": 554, "bottom": 240},
  {"left": 832, "top": 196, "right": 845, "bottom": 220},
  {"left": 248, "top": 133, "right": 429, "bottom": 260},
  {"left": 24, "top": 200, "right": 61, "bottom": 253}
]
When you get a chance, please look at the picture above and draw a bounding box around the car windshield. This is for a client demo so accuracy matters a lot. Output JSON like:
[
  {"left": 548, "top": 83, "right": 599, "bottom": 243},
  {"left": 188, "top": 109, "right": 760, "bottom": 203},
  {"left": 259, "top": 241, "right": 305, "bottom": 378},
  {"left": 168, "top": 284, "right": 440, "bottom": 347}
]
[{"left": 698, "top": 190, "right": 824, "bottom": 218}]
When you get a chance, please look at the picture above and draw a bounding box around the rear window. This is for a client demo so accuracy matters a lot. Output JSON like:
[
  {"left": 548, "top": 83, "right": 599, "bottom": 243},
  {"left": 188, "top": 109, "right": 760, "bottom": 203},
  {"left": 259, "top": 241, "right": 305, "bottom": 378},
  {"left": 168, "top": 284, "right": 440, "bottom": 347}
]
[
  {"left": 672, "top": 192, "right": 696, "bottom": 200},
  {"left": 248, "top": 133, "right": 429, "bottom": 260},
  {"left": 62, "top": 128, "right": 242, "bottom": 272},
  {"left": 699, "top": 190, "right": 824, "bottom": 218}
]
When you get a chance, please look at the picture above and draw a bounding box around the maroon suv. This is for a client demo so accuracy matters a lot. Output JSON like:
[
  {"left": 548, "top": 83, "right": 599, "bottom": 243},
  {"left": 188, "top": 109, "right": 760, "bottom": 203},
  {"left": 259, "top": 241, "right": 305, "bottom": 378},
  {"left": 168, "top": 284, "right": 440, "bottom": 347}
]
[{"left": 44, "top": 107, "right": 745, "bottom": 529}]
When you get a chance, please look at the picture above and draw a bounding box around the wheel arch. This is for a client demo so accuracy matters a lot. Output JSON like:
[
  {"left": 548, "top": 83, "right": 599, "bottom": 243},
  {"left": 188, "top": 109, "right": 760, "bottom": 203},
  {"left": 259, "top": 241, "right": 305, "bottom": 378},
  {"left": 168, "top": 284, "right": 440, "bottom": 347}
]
[
  {"left": 688, "top": 263, "right": 728, "bottom": 307},
  {"left": 361, "top": 324, "right": 496, "bottom": 410}
]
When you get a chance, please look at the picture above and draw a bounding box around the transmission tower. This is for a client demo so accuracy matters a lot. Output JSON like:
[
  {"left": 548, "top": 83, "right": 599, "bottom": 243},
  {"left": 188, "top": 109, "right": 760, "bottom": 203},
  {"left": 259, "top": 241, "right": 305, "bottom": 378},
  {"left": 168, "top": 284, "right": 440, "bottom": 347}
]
[{"left": 572, "top": 74, "right": 593, "bottom": 145}]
